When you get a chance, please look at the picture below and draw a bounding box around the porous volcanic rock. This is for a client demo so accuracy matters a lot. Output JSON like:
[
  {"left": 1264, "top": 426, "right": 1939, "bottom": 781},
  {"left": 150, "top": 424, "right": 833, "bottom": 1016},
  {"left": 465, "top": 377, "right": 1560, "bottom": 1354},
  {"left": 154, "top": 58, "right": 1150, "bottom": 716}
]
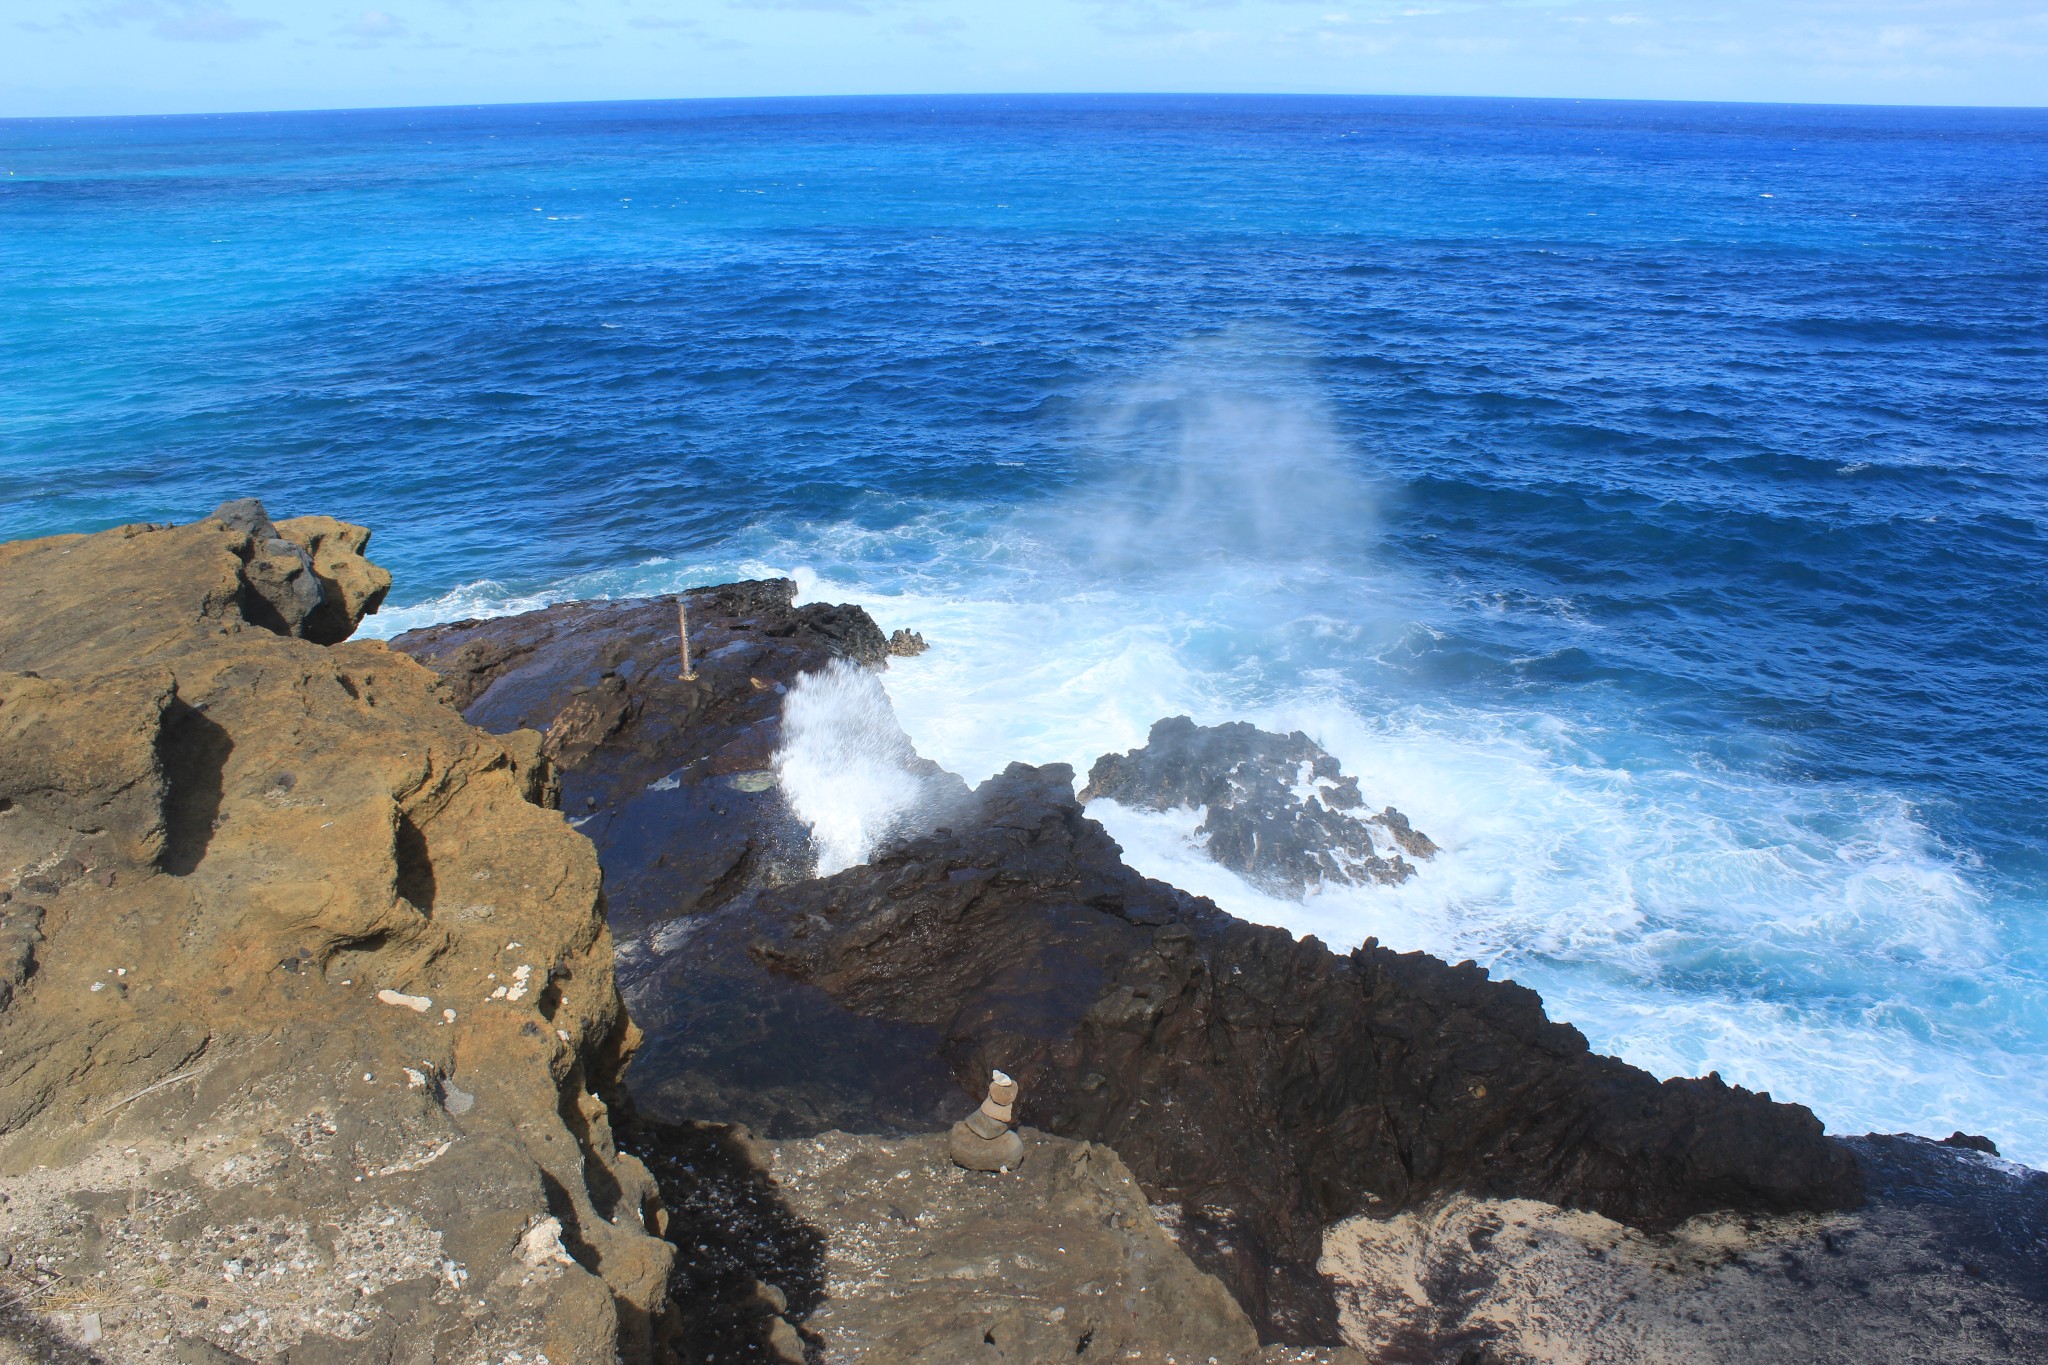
[
  {"left": 745, "top": 762, "right": 1864, "bottom": 1342},
  {"left": 766, "top": 1128, "right": 1366, "bottom": 1365},
  {"left": 0, "top": 509, "right": 674, "bottom": 1364},
  {"left": 1319, "top": 1135, "right": 2048, "bottom": 1363},
  {"left": 1083, "top": 716, "right": 1437, "bottom": 894}
]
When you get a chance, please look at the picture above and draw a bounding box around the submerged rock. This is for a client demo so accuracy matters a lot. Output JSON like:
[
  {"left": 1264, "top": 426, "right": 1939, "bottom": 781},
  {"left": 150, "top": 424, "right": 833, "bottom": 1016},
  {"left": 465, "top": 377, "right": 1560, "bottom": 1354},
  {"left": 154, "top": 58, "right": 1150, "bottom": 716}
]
[{"left": 1084, "top": 716, "right": 1436, "bottom": 894}]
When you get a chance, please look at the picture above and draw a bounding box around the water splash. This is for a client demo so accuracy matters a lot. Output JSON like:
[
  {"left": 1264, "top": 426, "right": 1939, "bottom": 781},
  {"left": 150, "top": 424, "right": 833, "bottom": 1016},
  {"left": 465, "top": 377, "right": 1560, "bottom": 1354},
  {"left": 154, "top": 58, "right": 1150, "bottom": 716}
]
[{"left": 772, "top": 659, "right": 958, "bottom": 875}]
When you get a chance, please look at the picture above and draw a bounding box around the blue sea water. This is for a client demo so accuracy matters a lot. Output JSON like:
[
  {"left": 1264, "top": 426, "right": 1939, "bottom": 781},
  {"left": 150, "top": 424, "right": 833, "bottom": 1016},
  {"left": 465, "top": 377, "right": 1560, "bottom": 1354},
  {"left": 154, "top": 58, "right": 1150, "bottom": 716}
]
[{"left": 4, "top": 95, "right": 2046, "bottom": 1161}]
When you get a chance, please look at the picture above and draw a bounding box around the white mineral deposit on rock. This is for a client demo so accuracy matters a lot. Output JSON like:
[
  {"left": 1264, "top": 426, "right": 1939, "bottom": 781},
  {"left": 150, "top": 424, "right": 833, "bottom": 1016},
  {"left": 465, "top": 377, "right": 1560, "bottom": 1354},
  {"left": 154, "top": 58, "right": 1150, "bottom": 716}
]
[{"left": 519, "top": 1216, "right": 577, "bottom": 1268}]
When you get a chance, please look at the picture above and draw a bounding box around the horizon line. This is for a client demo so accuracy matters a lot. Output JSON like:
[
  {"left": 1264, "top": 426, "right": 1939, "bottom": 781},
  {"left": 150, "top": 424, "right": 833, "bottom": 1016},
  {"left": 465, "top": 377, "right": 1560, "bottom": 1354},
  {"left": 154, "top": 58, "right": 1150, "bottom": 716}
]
[{"left": 7, "top": 88, "right": 2047, "bottom": 126}]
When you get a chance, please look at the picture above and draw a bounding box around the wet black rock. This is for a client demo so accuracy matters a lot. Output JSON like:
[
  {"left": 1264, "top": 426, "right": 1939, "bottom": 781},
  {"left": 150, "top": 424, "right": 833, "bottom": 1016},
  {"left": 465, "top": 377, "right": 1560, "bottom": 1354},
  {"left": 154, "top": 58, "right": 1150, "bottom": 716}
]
[
  {"left": 1083, "top": 716, "right": 1437, "bottom": 894},
  {"left": 393, "top": 582, "right": 967, "bottom": 1138},
  {"left": 398, "top": 586, "right": 1868, "bottom": 1347},
  {"left": 747, "top": 761, "right": 1864, "bottom": 1342},
  {"left": 394, "top": 580, "right": 886, "bottom": 934}
]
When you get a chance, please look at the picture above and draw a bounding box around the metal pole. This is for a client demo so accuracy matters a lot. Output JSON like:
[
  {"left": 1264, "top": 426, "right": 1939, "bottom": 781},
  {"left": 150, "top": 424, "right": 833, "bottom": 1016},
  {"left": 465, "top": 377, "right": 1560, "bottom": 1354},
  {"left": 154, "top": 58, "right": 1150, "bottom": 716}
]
[{"left": 678, "top": 597, "right": 697, "bottom": 680}]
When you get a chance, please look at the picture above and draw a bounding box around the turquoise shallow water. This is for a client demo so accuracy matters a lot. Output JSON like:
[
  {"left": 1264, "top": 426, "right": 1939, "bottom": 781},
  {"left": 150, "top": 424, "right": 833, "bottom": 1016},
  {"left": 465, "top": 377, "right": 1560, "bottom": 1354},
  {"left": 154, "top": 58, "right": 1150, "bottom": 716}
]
[{"left": 4, "top": 95, "right": 2046, "bottom": 1158}]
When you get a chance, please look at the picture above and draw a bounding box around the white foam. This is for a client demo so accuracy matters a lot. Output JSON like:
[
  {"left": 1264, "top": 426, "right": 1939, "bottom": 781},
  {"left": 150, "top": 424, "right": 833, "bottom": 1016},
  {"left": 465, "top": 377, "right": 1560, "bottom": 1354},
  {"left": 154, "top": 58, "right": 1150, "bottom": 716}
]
[
  {"left": 356, "top": 349, "right": 2043, "bottom": 1163},
  {"left": 772, "top": 658, "right": 949, "bottom": 876},
  {"left": 826, "top": 569, "right": 2037, "bottom": 1158}
]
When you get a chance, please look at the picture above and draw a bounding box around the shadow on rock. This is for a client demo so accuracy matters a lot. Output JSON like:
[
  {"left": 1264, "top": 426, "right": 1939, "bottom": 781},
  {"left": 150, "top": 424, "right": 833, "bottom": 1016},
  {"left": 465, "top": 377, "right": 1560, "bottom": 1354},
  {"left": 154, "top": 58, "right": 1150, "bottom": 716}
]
[{"left": 628, "top": 1119, "right": 826, "bottom": 1365}]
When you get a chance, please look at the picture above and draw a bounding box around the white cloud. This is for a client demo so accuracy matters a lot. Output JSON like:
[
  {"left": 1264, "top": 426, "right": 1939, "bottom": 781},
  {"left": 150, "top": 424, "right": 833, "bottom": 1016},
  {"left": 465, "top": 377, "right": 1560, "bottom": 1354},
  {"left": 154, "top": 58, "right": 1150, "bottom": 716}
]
[
  {"left": 729, "top": 0, "right": 873, "bottom": 12},
  {"left": 85, "top": 0, "right": 278, "bottom": 42},
  {"left": 337, "top": 8, "right": 406, "bottom": 42}
]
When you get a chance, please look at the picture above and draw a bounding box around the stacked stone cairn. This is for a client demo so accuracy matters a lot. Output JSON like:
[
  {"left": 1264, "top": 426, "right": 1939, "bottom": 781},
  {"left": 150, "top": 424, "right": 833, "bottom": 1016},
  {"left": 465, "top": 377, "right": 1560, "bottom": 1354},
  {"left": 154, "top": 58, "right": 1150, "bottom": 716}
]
[{"left": 949, "top": 1070, "right": 1026, "bottom": 1172}]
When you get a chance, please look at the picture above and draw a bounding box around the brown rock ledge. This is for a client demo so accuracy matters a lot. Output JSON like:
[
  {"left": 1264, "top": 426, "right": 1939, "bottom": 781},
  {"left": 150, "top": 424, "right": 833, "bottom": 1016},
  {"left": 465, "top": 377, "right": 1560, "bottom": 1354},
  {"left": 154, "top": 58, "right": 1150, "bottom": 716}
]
[
  {"left": 0, "top": 509, "right": 669, "bottom": 1364},
  {"left": 1319, "top": 1134, "right": 2048, "bottom": 1363},
  {"left": 765, "top": 1127, "right": 1364, "bottom": 1365}
]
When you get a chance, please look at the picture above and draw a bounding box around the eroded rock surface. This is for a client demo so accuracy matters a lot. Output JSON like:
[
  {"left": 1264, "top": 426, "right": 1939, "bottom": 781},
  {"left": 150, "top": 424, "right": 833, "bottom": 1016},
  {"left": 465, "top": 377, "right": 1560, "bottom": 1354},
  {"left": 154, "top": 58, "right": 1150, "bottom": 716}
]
[
  {"left": 769, "top": 1128, "right": 1370, "bottom": 1365},
  {"left": 0, "top": 509, "right": 672, "bottom": 1364},
  {"left": 1320, "top": 1135, "right": 2048, "bottom": 1363},
  {"left": 747, "top": 763, "right": 1863, "bottom": 1342},
  {"left": 1084, "top": 716, "right": 1437, "bottom": 894}
]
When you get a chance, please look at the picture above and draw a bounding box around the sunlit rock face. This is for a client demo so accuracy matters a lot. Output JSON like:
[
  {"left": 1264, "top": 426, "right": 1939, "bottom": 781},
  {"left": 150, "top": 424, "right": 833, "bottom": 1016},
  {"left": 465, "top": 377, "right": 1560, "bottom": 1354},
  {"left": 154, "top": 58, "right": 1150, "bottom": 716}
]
[{"left": 0, "top": 507, "right": 671, "bottom": 1365}]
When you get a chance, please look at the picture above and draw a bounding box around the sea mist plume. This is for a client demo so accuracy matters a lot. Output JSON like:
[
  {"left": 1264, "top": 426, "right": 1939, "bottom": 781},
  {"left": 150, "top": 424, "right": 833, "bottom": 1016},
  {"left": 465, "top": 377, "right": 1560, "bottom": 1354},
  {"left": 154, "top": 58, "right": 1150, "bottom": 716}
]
[
  {"left": 1053, "top": 338, "right": 1380, "bottom": 584},
  {"left": 773, "top": 658, "right": 965, "bottom": 874}
]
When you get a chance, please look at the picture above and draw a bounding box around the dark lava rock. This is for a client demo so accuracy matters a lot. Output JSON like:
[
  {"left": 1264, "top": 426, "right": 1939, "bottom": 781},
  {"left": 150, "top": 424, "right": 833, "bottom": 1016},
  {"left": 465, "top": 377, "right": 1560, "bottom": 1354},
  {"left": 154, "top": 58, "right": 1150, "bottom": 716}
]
[
  {"left": 1940, "top": 1130, "right": 2001, "bottom": 1156},
  {"left": 393, "top": 582, "right": 969, "bottom": 1137},
  {"left": 626, "top": 1120, "right": 826, "bottom": 1365},
  {"left": 1083, "top": 715, "right": 1438, "bottom": 894},
  {"left": 399, "top": 587, "right": 1866, "bottom": 1346},
  {"left": 394, "top": 579, "right": 893, "bottom": 935},
  {"left": 746, "top": 761, "right": 1864, "bottom": 1342}
]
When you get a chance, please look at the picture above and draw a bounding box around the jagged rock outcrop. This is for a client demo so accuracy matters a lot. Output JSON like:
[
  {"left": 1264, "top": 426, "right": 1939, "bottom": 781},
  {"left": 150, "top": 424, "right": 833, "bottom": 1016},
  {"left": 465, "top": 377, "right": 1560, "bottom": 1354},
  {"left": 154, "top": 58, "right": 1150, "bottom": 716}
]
[
  {"left": 744, "top": 762, "right": 1864, "bottom": 1341},
  {"left": 0, "top": 508, "right": 671, "bottom": 1364},
  {"left": 274, "top": 514, "right": 394, "bottom": 646},
  {"left": 396, "top": 587, "right": 1869, "bottom": 1346},
  {"left": 1084, "top": 716, "right": 1436, "bottom": 893}
]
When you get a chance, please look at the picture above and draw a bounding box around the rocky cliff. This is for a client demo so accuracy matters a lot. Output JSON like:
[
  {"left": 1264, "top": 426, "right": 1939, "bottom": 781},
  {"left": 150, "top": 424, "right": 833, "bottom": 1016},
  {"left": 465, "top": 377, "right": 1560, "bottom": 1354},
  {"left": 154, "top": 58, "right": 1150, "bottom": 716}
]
[
  {"left": 9, "top": 511, "right": 2019, "bottom": 1364},
  {"left": 741, "top": 763, "right": 1864, "bottom": 1340},
  {"left": 0, "top": 508, "right": 674, "bottom": 1363}
]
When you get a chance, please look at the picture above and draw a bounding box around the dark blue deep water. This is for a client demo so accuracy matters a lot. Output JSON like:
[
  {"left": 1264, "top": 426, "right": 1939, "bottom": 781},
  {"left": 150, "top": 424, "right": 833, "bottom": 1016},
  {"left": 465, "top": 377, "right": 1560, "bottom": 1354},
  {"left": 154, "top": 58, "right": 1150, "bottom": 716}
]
[{"left": 4, "top": 95, "right": 2046, "bottom": 1157}]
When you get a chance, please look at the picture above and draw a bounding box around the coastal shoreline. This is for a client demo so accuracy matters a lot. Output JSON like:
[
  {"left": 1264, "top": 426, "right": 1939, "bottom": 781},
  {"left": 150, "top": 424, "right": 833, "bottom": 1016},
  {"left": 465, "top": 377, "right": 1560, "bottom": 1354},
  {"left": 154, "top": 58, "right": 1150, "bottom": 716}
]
[{"left": 0, "top": 507, "right": 2040, "bottom": 1363}]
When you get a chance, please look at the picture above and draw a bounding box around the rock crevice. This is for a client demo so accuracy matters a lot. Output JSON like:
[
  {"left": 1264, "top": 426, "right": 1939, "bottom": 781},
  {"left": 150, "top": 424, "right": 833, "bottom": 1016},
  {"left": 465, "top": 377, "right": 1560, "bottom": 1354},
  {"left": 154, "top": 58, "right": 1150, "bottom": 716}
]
[{"left": 0, "top": 506, "right": 673, "bottom": 1364}]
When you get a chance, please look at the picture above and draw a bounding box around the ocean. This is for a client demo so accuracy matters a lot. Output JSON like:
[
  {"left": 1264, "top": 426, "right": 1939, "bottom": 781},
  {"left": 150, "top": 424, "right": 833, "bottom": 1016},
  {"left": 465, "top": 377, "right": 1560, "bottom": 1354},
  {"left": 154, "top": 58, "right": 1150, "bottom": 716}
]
[{"left": 4, "top": 94, "right": 2045, "bottom": 1161}]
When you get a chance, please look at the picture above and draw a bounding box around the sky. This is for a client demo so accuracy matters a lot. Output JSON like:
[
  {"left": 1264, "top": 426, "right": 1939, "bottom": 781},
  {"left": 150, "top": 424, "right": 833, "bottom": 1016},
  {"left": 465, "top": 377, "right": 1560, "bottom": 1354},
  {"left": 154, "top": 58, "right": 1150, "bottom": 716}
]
[{"left": 4, "top": 1, "right": 2046, "bottom": 118}]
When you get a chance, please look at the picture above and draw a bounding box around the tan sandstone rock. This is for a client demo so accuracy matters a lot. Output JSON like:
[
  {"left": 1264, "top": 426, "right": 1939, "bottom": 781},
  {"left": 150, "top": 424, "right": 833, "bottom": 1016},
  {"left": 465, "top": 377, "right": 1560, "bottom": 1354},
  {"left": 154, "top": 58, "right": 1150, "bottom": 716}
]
[
  {"left": 0, "top": 508, "right": 673, "bottom": 1364},
  {"left": 273, "top": 514, "right": 394, "bottom": 646}
]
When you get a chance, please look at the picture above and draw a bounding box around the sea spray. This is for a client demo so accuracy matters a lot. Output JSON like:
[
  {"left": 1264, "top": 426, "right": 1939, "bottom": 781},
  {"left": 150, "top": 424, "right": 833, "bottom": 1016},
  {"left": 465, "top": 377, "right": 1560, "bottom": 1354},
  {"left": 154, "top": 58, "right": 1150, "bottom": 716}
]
[
  {"left": 18, "top": 98, "right": 2048, "bottom": 1164},
  {"left": 1025, "top": 334, "right": 1383, "bottom": 586},
  {"left": 772, "top": 658, "right": 963, "bottom": 875}
]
